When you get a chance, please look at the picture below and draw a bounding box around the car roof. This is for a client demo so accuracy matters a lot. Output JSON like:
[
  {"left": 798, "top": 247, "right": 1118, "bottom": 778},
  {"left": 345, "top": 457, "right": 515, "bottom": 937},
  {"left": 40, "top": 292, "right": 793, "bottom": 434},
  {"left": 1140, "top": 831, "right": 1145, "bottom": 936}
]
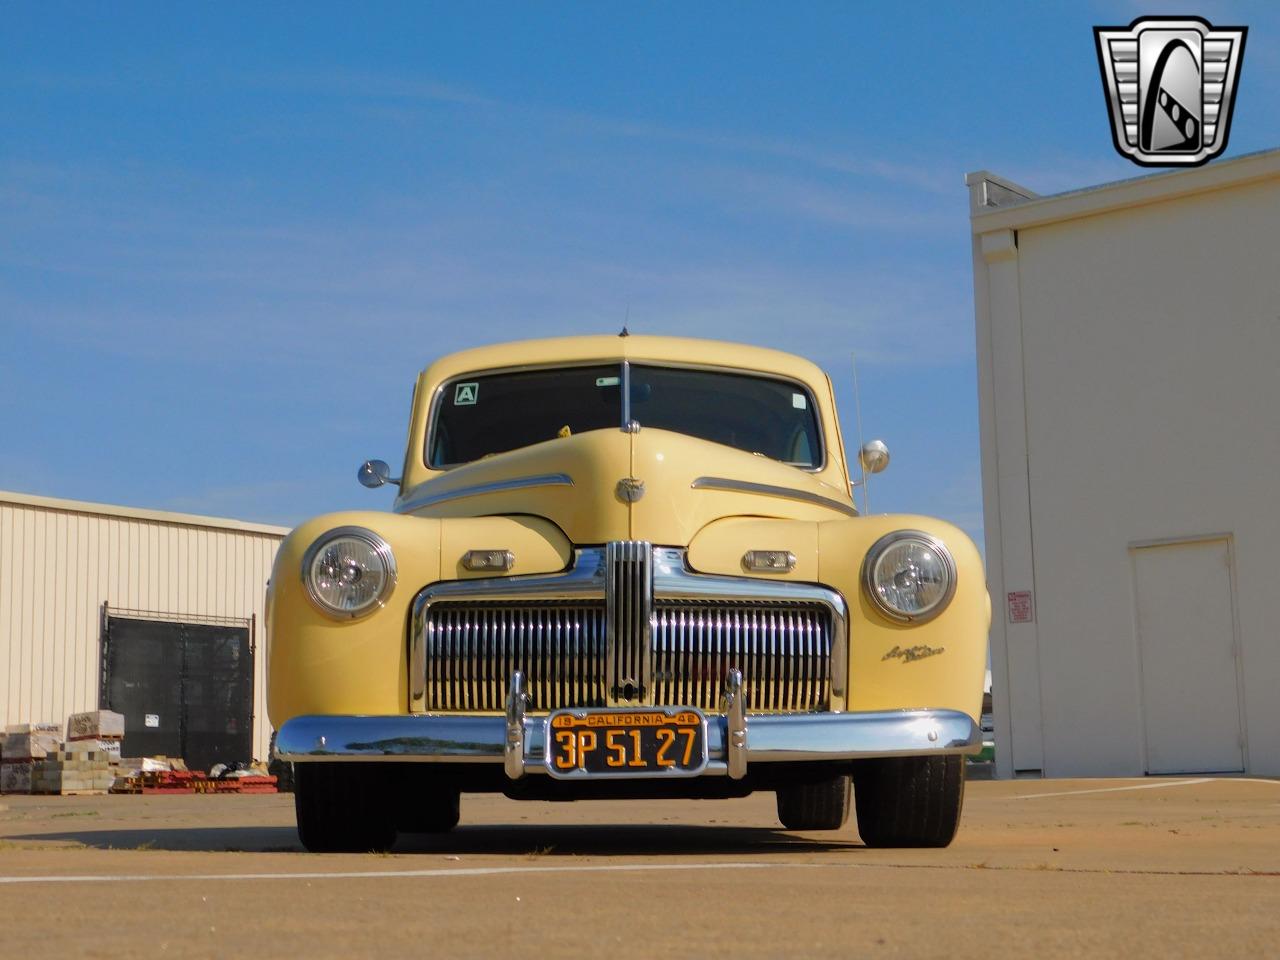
[{"left": 420, "top": 334, "right": 830, "bottom": 388}]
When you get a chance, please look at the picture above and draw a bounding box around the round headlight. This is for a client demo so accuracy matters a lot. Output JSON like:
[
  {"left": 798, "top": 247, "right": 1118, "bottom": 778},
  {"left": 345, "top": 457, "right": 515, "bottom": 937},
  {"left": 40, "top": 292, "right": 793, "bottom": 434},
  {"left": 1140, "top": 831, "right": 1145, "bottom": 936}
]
[
  {"left": 862, "top": 531, "right": 956, "bottom": 623},
  {"left": 302, "top": 527, "right": 396, "bottom": 618}
]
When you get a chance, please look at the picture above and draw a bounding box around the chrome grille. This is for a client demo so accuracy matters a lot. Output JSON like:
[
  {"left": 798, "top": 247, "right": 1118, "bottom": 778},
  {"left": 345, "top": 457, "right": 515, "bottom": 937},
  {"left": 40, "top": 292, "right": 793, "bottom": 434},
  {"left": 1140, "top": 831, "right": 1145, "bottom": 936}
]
[
  {"left": 412, "top": 543, "right": 843, "bottom": 714},
  {"left": 651, "top": 601, "right": 832, "bottom": 712},
  {"left": 419, "top": 599, "right": 832, "bottom": 713},
  {"left": 423, "top": 602, "right": 607, "bottom": 712}
]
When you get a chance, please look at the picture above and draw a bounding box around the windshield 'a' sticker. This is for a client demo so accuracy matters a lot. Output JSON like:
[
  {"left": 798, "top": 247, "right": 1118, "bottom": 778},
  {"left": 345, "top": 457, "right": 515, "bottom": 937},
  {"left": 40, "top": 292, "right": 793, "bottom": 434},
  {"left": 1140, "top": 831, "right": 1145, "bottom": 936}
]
[{"left": 454, "top": 382, "right": 479, "bottom": 405}]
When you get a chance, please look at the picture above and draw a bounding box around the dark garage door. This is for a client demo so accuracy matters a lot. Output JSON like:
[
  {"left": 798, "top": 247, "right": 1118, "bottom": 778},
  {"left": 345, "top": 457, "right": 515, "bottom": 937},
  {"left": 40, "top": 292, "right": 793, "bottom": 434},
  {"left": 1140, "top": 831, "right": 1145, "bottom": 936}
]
[{"left": 101, "top": 611, "right": 254, "bottom": 772}]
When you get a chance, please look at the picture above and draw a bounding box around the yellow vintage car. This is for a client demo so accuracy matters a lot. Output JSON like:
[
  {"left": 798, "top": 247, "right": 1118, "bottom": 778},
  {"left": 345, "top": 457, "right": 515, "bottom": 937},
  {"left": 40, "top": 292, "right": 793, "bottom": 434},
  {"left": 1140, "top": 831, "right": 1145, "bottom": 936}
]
[{"left": 268, "top": 334, "right": 988, "bottom": 851}]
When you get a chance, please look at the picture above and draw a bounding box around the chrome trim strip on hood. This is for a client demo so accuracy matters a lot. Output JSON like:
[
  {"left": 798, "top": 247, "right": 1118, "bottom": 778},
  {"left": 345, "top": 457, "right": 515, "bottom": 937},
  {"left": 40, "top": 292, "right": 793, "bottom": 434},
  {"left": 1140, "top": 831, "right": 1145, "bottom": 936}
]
[
  {"left": 690, "top": 476, "right": 858, "bottom": 518},
  {"left": 395, "top": 472, "right": 575, "bottom": 513}
]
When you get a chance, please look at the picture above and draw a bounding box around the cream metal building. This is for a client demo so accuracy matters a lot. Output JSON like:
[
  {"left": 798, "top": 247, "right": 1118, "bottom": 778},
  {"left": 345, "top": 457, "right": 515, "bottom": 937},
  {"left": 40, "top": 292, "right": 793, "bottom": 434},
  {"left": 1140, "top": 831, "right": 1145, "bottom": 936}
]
[
  {"left": 0, "top": 490, "right": 286, "bottom": 763},
  {"left": 968, "top": 148, "right": 1280, "bottom": 779}
]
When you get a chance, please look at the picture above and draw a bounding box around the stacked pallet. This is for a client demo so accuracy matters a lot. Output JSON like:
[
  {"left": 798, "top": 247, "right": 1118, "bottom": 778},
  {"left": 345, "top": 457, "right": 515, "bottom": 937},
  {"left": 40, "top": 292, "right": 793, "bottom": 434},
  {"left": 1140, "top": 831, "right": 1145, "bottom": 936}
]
[
  {"left": 110, "top": 757, "right": 183, "bottom": 793},
  {"left": 110, "top": 769, "right": 278, "bottom": 795},
  {"left": 2, "top": 712, "right": 277, "bottom": 797},
  {"left": 235, "top": 775, "right": 279, "bottom": 794},
  {"left": 0, "top": 722, "right": 63, "bottom": 795},
  {"left": 145, "top": 769, "right": 205, "bottom": 794},
  {"left": 109, "top": 774, "right": 142, "bottom": 794}
]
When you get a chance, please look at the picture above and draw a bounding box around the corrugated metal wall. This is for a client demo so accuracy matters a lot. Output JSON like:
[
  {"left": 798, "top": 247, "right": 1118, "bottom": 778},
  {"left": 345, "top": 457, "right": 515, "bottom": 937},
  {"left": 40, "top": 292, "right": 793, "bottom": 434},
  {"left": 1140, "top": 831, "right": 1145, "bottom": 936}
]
[{"left": 0, "top": 493, "right": 285, "bottom": 761}]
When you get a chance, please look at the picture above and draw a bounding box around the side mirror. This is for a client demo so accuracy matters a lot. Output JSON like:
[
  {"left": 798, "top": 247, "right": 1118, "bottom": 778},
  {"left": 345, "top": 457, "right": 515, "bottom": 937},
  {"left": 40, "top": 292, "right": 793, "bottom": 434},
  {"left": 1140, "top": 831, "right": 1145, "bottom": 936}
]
[
  {"left": 358, "top": 459, "right": 401, "bottom": 489},
  {"left": 858, "top": 440, "right": 890, "bottom": 475}
]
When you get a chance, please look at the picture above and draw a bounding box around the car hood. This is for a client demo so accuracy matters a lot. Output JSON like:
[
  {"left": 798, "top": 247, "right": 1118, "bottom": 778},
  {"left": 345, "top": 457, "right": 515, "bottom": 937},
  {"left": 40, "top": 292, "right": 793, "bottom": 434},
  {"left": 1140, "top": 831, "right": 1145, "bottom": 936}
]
[
  {"left": 395, "top": 427, "right": 854, "bottom": 546},
  {"left": 628, "top": 428, "right": 854, "bottom": 544}
]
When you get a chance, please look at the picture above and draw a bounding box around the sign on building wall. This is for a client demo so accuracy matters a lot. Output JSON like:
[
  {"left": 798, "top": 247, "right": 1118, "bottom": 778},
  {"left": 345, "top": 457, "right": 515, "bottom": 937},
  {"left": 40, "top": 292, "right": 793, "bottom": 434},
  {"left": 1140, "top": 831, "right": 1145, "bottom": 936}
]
[{"left": 1007, "top": 590, "right": 1035, "bottom": 624}]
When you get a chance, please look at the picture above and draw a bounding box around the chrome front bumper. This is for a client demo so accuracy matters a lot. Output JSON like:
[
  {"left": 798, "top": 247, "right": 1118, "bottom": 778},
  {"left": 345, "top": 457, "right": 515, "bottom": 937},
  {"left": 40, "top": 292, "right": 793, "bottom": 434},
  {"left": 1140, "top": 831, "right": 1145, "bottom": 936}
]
[{"left": 275, "top": 671, "right": 981, "bottom": 779}]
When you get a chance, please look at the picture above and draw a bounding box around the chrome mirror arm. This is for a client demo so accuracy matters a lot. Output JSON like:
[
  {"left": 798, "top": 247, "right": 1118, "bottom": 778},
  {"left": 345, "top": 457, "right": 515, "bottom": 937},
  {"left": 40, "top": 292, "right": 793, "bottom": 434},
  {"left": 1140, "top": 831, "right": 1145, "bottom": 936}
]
[{"left": 358, "top": 459, "right": 401, "bottom": 489}]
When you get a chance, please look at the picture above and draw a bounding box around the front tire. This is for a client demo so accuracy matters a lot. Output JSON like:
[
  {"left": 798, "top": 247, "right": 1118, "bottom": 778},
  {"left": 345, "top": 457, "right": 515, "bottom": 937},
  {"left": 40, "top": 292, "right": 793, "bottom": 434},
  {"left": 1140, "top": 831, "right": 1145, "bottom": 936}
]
[
  {"left": 295, "top": 763, "right": 398, "bottom": 853},
  {"left": 776, "top": 774, "right": 851, "bottom": 830},
  {"left": 396, "top": 788, "right": 460, "bottom": 834},
  {"left": 852, "top": 756, "right": 965, "bottom": 848}
]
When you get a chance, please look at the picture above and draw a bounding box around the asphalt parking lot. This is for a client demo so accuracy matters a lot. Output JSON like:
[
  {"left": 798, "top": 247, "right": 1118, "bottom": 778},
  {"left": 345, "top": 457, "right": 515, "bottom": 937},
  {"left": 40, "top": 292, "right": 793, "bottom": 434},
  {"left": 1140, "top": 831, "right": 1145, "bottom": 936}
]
[{"left": 1, "top": 777, "right": 1276, "bottom": 958}]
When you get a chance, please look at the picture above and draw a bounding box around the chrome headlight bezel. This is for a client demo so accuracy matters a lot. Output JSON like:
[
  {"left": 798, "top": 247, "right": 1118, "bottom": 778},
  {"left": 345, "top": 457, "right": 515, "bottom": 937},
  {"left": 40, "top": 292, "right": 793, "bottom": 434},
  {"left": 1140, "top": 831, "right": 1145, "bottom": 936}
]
[
  {"left": 301, "top": 526, "right": 397, "bottom": 620},
  {"left": 860, "top": 530, "right": 957, "bottom": 624}
]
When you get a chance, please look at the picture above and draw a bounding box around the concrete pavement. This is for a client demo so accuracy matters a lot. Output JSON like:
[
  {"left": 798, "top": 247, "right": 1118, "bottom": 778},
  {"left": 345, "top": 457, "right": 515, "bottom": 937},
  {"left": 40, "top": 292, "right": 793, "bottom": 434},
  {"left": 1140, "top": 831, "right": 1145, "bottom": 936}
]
[{"left": 0, "top": 776, "right": 1276, "bottom": 958}]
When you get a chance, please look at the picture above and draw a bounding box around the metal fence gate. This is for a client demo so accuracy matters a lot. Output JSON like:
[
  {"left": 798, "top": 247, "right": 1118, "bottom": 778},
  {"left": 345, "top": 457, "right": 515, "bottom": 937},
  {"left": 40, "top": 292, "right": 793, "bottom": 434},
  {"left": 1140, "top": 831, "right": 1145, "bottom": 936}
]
[{"left": 100, "top": 606, "right": 255, "bottom": 772}]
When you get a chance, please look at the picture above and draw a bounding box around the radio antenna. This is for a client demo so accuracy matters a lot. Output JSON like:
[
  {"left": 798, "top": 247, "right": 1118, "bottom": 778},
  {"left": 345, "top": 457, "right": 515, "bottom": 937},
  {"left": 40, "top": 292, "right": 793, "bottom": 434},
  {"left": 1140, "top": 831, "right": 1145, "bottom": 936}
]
[{"left": 851, "top": 351, "right": 869, "bottom": 514}]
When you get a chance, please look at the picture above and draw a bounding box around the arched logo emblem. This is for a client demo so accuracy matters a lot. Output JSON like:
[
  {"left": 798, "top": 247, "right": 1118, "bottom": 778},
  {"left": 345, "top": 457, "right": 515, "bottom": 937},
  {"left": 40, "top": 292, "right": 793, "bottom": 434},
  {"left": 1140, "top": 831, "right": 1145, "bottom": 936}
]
[
  {"left": 615, "top": 477, "right": 645, "bottom": 503},
  {"left": 1095, "top": 17, "right": 1246, "bottom": 167}
]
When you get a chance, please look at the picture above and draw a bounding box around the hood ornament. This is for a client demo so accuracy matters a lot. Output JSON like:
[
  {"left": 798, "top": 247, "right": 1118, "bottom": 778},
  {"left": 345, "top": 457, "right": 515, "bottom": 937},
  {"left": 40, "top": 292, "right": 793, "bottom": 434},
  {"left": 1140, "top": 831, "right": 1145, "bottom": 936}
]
[{"left": 616, "top": 477, "right": 645, "bottom": 503}]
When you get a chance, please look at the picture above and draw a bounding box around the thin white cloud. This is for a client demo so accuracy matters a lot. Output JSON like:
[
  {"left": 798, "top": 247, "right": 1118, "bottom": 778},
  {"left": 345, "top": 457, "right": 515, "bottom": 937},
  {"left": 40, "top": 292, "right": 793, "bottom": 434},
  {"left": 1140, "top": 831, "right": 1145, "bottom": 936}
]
[
  {"left": 245, "top": 69, "right": 954, "bottom": 196},
  {"left": 266, "top": 71, "right": 499, "bottom": 108},
  {"left": 687, "top": 165, "right": 955, "bottom": 232},
  {"left": 544, "top": 111, "right": 955, "bottom": 195}
]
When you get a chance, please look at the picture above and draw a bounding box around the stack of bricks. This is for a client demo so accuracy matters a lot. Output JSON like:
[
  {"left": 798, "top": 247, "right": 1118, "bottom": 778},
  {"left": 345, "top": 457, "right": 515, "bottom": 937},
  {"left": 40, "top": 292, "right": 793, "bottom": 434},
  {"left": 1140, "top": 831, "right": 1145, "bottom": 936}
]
[
  {"left": 65, "top": 709, "right": 125, "bottom": 763},
  {"left": 32, "top": 746, "right": 118, "bottom": 795},
  {"left": 0, "top": 722, "right": 63, "bottom": 794},
  {"left": 30, "top": 711, "right": 126, "bottom": 796}
]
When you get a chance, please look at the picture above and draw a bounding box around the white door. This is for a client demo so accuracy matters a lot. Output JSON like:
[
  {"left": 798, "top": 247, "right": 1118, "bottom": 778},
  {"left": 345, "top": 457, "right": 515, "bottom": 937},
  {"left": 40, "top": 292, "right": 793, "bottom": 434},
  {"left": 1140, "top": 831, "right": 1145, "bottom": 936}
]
[{"left": 1133, "top": 539, "right": 1244, "bottom": 774}]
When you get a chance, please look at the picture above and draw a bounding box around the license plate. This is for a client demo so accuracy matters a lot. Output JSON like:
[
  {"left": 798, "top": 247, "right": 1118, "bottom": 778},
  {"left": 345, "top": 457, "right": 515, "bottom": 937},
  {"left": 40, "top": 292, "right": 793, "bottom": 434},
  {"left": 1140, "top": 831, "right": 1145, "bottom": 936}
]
[{"left": 545, "top": 708, "right": 707, "bottom": 778}]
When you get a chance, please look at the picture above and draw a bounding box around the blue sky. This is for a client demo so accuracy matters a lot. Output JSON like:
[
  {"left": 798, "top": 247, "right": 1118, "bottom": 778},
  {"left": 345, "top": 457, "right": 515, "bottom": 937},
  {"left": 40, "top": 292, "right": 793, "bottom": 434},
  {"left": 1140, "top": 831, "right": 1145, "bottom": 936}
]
[{"left": 3, "top": 3, "right": 1277, "bottom": 546}]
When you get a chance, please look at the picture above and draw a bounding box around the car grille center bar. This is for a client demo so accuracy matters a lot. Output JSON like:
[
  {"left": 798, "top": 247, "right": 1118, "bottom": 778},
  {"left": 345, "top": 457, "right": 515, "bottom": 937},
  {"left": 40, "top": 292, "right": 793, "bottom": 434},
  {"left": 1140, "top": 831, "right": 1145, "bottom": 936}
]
[
  {"left": 409, "top": 543, "right": 847, "bottom": 714},
  {"left": 607, "top": 540, "right": 653, "bottom": 704}
]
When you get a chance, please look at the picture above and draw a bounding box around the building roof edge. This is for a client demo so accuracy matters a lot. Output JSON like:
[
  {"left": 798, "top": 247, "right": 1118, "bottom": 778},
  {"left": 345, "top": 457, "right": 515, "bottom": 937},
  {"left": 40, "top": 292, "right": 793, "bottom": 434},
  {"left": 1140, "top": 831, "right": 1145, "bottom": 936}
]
[
  {"left": 0, "top": 488, "right": 292, "bottom": 537},
  {"left": 969, "top": 146, "right": 1280, "bottom": 232}
]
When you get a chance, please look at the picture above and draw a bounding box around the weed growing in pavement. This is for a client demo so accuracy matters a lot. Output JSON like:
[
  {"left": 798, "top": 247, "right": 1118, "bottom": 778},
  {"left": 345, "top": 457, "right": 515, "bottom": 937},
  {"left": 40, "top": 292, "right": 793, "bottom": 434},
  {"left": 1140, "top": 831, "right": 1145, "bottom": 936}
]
[{"left": 0, "top": 839, "right": 87, "bottom": 851}]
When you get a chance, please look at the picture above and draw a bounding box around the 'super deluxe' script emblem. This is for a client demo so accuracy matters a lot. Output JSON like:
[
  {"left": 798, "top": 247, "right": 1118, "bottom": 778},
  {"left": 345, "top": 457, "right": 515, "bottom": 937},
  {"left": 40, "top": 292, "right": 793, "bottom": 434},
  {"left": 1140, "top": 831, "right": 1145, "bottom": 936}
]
[
  {"left": 882, "top": 644, "right": 944, "bottom": 664},
  {"left": 1094, "top": 16, "right": 1246, "bottom": 167}
]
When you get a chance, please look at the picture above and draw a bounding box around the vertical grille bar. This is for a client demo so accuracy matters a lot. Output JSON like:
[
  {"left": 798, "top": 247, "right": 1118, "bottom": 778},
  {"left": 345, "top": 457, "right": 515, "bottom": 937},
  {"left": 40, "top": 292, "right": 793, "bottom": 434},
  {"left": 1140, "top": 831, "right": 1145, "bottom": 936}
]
[
  {"left": 469, "top": 609, "right": 480, "bottom": 711},
  {"left": 605, "top": 540, "right": 653, "bottom": 704}
]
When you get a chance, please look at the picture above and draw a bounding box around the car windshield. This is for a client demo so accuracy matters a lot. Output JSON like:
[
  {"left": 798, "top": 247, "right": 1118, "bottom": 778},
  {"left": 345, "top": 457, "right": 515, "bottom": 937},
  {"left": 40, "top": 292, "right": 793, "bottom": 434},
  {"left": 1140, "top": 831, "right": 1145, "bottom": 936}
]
[{"left": 428, "top": 363, "right": 823, "bottom": 469}]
